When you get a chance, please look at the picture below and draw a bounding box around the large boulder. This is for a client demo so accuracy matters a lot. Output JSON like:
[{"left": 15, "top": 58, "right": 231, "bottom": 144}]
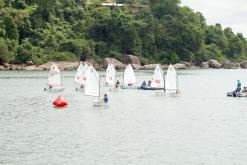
[
  {"left": 0, "top": 65, "right": 4, "bottom": 70},
  {"left": 142, "top": 64, "right": 157, "bottom": 70},
  {"left": 25, "top": 66, "right": 43, "bottom": 71},
  {"left": 208, "top": 59, "right": 221, "bottom": 68},
  {"left": 199, "top": 62, "right": 209, "bottom": 69},
  {"left": 102, "top": 58, "right": 126, "bottom": 70},
  {"left": 26, "top": 61, "right": 34, "bottom": 66},
  {"left": 38, "top": 62, "right": 53, "bottom": 70},
  {"left": 240, "top": 61, "right": 247, "bottom": 68},
  {"left": 9, "top": 64, "right": 23, "bottom": 70},
  {"left": 132, "top": 64, "right": 142, "bottom": 70},
  {"left": 59, "top": 62, "right": 79, "bottom": 70},
  {"left": 222, "top": 60, "right": 239, "bottom": 69},
  {"left": 124, "top": 54, "right": 141, "bottom": 65},
  {"left": 174, "top": 63, "right": 188, "bottom": 69},
  {"left": 38, "top": 61, "right": 79, "bottom": 70},
  {"left": 2, "top": 63, "right": 10, "bottom": 68},
  {"left": 181, "top": 61, "right": 192, "bottom": 68}
]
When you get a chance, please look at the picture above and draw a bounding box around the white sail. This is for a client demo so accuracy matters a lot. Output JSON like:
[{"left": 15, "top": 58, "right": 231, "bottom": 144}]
[
  {"left": 165, "top": 64, "right": 177, "bottom": 92},
  {"left": 123, "top": 64, "right": 136, "bottom": 85},
  {"left": 48, "top": 63, "right": 62, "bottom": 87},
  {"left": 151, "top": 65, "right": 164, "bottom": 88},
  {"left": 106, "top": 63, "right": 116, "bottom": 86},
  {"left": 75, "top": 62, "right": 89, "bottom": 85},
  {"left": 85, "top": 66, "right": 100, "bottom": 97}
]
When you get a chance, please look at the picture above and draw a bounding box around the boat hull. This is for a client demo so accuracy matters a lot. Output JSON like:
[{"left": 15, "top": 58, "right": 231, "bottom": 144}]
[
  {"left": 227, "top": 91, "right": 247, "bottom": 97},
  {"left": 138, "top": 87, "right": 164, "bottom": 91},
  {"left": 45, "top": 86, "right": 64, "bottom": 92},
  {"left": 121, "top": 85, "right": 138, "bottom": 89},
  {"left": 93, "top": 100, "right": 108, "bottom": 107}
]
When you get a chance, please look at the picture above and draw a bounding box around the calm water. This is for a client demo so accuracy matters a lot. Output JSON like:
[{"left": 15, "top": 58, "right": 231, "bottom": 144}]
[{"left": 1, "top": 69, "right": 247, "bottom": 165}]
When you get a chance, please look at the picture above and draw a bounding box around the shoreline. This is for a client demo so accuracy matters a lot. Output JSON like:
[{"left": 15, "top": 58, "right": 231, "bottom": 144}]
[{"left": 0, "top": 58, "right": 246, "bottom": 71}]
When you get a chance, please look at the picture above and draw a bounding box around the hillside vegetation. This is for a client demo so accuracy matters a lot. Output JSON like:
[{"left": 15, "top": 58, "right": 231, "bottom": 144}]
[{"left": 0, "top": 0, "right": 247, "bottom": 65}]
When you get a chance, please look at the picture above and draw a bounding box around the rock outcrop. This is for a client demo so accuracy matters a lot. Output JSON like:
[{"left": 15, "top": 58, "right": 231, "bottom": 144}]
[
  {"left": 199, "top": 62, "right": 209, "bottom": 69},
  {"left": 26, "top": 61, "right": 33, "bottom": 66},
  {"left": 132, "top": 64, "right": 142, "bottom": 70},
  {"left": 38, "top": 61, "right": 79, "bottom": 70},
  {"left": 124, "top": 55, "right": 141, "bottom": 65},
  {"left": 142, "top": 64, "right": 157, "bottom": 70},
  {"left": 174, "top": 63, "right": 188, "bottom": 69},
  {"left": 222, "top": 60, "right": 239, "bottom": 69},
  {"left": 240, "top": 61, "right": 247, "bottom": 68},
  {"left": 181, "top": 61, "right": 192, "bottom": 68},
  {"left": 208, "top": 59, "right": 221, "bottom": 68},
  {"left": 102, "top": 58, "right": 126, "bottom": 70},
  {"left": 24, "top": 66, "right": 43, "bottom": 71}
]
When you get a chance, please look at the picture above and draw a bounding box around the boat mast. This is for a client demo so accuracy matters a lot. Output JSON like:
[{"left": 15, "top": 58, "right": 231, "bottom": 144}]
[
  {"left": 163, "top": 72, "right": 166, "bottom": 92},
  {"left": 99, "top": 74, "right": 101, "bottom": 101}
]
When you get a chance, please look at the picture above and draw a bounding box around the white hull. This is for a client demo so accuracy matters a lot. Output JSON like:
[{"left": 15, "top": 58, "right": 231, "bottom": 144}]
[
  {"left": 93, "top": 100, "right": 108, "bottom": 107},
  {"left": 76, "top": 87, "right": 85, "bottom": 92},
  {"left": 121, "top": 85, "right": 138, "bottom": 89},
  {"left": 46, "top": 86, "right": 64, "bottom": 92},
  {"left": 156, "top": 90, "right": 181, "bottom": 97}
]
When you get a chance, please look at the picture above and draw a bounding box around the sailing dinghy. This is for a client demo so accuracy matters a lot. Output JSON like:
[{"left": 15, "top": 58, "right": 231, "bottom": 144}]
[
  {"left": 157, "top": 64, "right": 180, "bottom": 96},
  {"left": 85, "top": 65, "right": 108, "bottom": 107},
  {"left": 45, "top": 63, "right": 64, "bottom": 92},
  {"left": 105, "top": 63, "right": 116, "bottom": 86},
  {"left": 138, "top": 65, "right": 164, "bottom": 90},
  {"left": 121, "top": 64, "right": 138, "bottom": 89},
  {"left": 75, "top": 62, "right": 89, "bottom": 91}
]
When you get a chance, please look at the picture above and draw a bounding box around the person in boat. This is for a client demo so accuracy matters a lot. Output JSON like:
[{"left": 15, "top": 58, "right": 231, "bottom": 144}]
[
  {"left": 235, "top": 80, "right": 241, "bottom": 94},
  {"left": 148, "top": 80, "right": 151, "bottom": 87},
  {"left": 49, "top": 85, "right": 53, "bottom": 89},
  {"left": 115, "top": 80, "right": 120, "bottom": 88},
  {"left": 243, "top": 87, "right": 247, "bottom": 93},
  {"left": 141, "top": 81, "right": 147, "bottom": 88},
  {"left": 103, "top": 94, "right": 108, "bottom": 103},
  {"left": 80, "top": 85, "right": 84, "bottom": 89}
]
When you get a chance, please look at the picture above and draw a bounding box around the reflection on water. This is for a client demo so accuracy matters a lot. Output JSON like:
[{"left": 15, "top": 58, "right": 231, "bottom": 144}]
[{"left": 1, "top": 69, "right": 247, "bottom": 165}]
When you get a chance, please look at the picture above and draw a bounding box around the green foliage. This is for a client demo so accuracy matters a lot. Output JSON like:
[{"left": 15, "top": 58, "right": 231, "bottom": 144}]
[
  {"left": 47, "top": 51, "right": 77, "bottom": 61},
  {"left": 0, "top": 38, "right": 16, "bottom": 63},
  {"left": 0, "top": 0, "right": 247, "bottom": 65}
]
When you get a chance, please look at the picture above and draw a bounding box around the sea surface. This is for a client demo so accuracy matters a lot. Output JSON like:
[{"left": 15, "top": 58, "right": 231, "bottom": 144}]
[{"left": 1, "top": 69, "right": 247, "bottom": 165}]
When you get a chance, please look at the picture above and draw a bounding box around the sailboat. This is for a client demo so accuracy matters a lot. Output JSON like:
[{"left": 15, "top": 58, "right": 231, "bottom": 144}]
[
  {"left": 85, "top": 65, "right": 107, "bottom": 106},
  {"left": 164, "top": 64, "right": 180, "bottom": 96},
  {"left": 138, "top": 64, "right": 164, "bottom": 90},
  {"left": 45, "top": 63, "right": 64, "bottom": 91},
  {"left": 75, "top": 62, "right": 89, "bottom": 91},
  {"left": 121, "top": 64, "right": 138, "bottom": 89},
  {"left": 105, "top": 63, "right": 116, "bottom": 87}
]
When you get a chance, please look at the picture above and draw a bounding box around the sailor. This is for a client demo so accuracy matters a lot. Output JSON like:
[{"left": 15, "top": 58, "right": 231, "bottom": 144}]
[
  {"left": 141, "top": 81, "right": 147, "bottom": 88},
  {"left": 115, "top": 80, "right": 120, "bottom": 88},
  {"left": 148, "top": 80, "right": 151, "bottom": 87},
  {"left": 103, "top": 94, "right": 108, "bottom": 103},
  {"left": 235, "top": 80, "right": 241, "bottom": 94}
]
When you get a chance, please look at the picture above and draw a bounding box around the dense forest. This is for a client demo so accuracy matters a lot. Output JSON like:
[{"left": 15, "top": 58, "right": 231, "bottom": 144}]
[{"left": 0, "top": 0, "right": 247, "bottom": 65}]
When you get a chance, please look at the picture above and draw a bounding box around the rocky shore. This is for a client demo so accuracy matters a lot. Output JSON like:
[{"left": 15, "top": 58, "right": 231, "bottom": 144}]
[{"left": 0, "top": 55, "right": 246, "bottom": 71}]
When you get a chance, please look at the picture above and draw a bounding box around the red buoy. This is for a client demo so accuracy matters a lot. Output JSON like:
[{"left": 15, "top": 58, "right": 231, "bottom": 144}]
[{"left": 53, "top": 95, "right": 68, "bottom": 107}]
